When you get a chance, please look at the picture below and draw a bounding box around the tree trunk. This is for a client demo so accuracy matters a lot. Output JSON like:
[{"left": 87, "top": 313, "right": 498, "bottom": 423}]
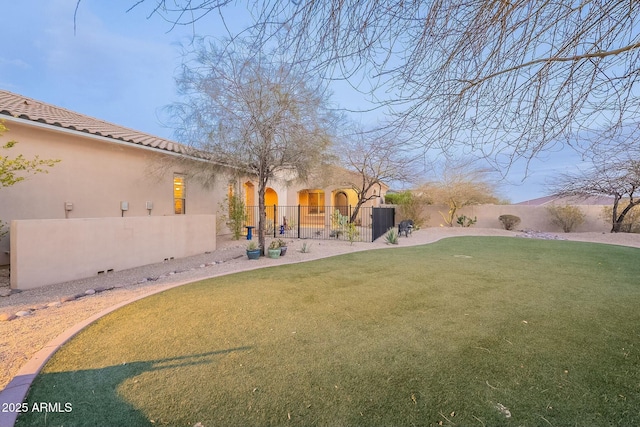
[
  {"left": 258, "top": 186, "right": 266, "bottom": 256},
  {"left": 611, "top": 199, "right": 639, "bottom": 233},
  {"left": 611, "top": 221, "right": 623, "bottom": 233},
  {"left": 350, "top": 203, "right": 362, "bottom": 224},
  {"left": 610, "top": 196, "right": 620, "bottom": 233}
]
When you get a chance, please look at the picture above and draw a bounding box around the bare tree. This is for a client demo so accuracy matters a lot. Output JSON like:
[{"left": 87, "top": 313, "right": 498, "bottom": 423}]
[
  {"left": 330, "top": 127, "right": 419, "bottom": 223},
  {"left": 549, "top": 154, "right": 640, "bottom": 233},
  {"left": 171, "top": 38, "right": 336, "bottom": 254},
  {"left": 90, "top": 0, "right": 640, "bottom": 167},
  {"left": 420, "top": 159, "right": 501, "bottom": 227}
]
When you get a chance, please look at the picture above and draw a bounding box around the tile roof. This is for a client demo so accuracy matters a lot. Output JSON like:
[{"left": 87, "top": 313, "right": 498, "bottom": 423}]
[{"left": 0, "top": 89, "right": 188, "bottom": 155}]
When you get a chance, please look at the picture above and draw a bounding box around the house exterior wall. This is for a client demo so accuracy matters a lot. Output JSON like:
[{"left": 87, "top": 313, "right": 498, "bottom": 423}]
[
  {"left": 10, "top": 215, "right": 216, "bottom": 290},
  {"left": 0, "top": 118, "right": 223, "bottom": 266}
]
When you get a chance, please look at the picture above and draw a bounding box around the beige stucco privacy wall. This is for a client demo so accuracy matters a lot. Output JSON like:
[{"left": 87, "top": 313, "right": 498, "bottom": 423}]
[
  {"left": 0, "top": 118, "right": 220, "bottom": 265},
  {"left": 419, "top": 204, "right": 610, "bottom": 233},
  {"left": 10, "top": 215, "right": 216, "bottom": 290}
]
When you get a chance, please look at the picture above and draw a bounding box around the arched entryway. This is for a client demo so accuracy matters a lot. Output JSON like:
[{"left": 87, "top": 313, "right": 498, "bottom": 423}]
[
  {"left": 265, "top": 188, "right": 278, "bottom": 222},
  {"left": 334, "top": 191, "right": 349, "bottom": 217},
  {"left": 244, "top": 181, "right": 256, "bottom": 226},
  {"left": 244, "top": 182, "right": 255, "bottom": 207}
]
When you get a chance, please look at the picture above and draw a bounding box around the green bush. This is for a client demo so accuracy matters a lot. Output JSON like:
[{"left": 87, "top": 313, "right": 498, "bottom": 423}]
[
  {"left": 383, "top": 192, "right": 406, "bottom": 204},
  {"left": 386, "top": 191, "right": 429, "bottom": 229},
  {"left": 219, "top": 193, "right": 248, "bottom": 240},
  {"left": 498, "top": 214, "right": 521, "bottom": 231},
  {"left": 546, "top": 204, "right": 585, "bottom": 232}
]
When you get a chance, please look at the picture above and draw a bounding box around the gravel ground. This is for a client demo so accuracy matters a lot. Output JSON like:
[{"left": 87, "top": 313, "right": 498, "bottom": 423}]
[{"left": 1, "top": 228, "right": 639, "bottom": 391}]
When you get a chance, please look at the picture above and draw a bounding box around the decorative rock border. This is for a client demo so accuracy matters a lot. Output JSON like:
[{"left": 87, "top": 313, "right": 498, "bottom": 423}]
[
  {"left": 0, "top": 258, "right": 231, "bottom": 322},
  {"left": 516, "top": 229, "right": 567, "bottom": 240}
]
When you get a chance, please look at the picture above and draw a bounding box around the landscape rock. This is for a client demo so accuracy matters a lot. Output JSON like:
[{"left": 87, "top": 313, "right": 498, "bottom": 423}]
[
  {"left": 0, "top": 312, "right": 16, "bottom": 321},
  {"left": 517, "top": 229, "right": 567, "bottom": 240},
  {"left": 85, "top": 289, "right": 96, "bottom": 295},
  {"left": 15, "top": 310, "right": 32, "bottom": 317}
]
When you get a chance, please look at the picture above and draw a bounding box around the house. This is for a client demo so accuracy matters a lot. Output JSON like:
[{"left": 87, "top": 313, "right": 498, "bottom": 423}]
[
  {"left": 0, "top": 90, "right": 389, "bottom": 289},
  {"left": 0, "top": 90, "right": 223, "bottom": 289},
  {"left": 242, "top": 164, "right": 389, "bottom": 239}
]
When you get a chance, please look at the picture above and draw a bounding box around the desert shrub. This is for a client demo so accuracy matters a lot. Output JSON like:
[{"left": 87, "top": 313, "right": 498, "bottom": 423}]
[
  {"left": 498, "top": 214, "right": 521, "bottom": 230},
  {"left": 389, "top": 191, "right": 429, "bottom": 229},
  {"left": 601, "top": 206, "right": 640, "bottom": 233},
  {"left": 456, "top": 215, "right": 477, "bottom": 227},
  {"left": 300, "top": 242, "right": 312, "bottom": 253},
  {"left": 219, "top": 193, "right": 248, "bottom": 240},
  {"left": 546, "top": 204, "right": 585, "bottom": 232},
  {"left": 385, "top": 227, "right": 399, "bottom": 244},
  {"left": 345, "top": 222, "right": 359, "bottom": 244},
  {"left": 383, "top": 192, "right": 405, "bottom": 204}
]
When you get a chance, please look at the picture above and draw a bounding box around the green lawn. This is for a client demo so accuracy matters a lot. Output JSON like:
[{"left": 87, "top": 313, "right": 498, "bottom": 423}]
[{"left": 17, "top": 237, "right": 640, "bottom": 426}]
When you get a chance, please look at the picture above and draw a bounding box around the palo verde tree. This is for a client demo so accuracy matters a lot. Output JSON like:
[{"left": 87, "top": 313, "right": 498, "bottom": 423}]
[
  {"left": 420, "top": 159, "right": 501, "bottom": 227},
  {"left": 88, "top": 1, "right": 640, "bottom": 167},
  {"left": 171, "top": 38, "right": 335, "bottom": 254},
  {"left": 550, "top": 152, "right": 640, "bottom": 233}
]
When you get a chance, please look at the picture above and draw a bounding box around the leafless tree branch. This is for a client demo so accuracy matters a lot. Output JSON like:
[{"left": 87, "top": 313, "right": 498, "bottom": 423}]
[{"left": 80, "top": 1, "right": 640, "bottom": 169}]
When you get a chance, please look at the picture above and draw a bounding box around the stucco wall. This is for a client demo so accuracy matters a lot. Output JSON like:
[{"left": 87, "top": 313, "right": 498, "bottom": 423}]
[
  {"left": 10, "top": 215, "right": 216, "bottom": 290},
  {"left": 419, "top": 204, "right": 610, "bottom": 233},
  {"left": 0, "top": 118, "right": 222, "bottom": 264}
]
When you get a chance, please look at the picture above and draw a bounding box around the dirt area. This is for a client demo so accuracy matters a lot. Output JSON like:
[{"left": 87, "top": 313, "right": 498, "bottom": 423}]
[{"left": 1, "top": 227, "right": 639, "bottom": 391}]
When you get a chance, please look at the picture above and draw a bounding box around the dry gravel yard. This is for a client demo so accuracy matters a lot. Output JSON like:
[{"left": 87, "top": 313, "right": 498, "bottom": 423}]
[{"left": 1, "top": 228, "right": 639, "bottom": 391}]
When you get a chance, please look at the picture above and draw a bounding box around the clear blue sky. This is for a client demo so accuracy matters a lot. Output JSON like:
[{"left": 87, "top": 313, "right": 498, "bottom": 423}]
[{"left": 1, "top": 0, "right": 585, "bottom": 203}]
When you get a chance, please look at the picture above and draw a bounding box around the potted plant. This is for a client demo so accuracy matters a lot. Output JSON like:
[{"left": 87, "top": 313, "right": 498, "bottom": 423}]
[
  {"left": 246, "top": 241, "right": 261, "bottom": 260},
  {"left": 277, "top": 239, "right": 288, "bottom": 256},
  {"left": 267, "top": 240, "right": 281, "bottom": 259}
]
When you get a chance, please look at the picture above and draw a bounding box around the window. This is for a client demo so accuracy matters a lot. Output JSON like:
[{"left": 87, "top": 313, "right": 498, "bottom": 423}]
[
  {"left": 300, "top": 189, "right": 325, "bottom": 214},
  {"left": 174, "top": 175, "right": 186, "bottom": 214}
]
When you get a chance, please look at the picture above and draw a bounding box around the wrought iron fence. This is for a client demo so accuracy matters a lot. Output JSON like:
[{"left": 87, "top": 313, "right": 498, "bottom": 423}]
[{"left": 244, "top": 205, "right": 395, "bottom": 242}]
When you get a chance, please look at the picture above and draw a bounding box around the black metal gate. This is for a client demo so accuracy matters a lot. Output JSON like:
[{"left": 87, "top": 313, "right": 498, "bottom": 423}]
[
  {"left": 245, "top": 205, "right": 395, "bottom": 242},
  {"left": 372, "top": 207, "right": 395, "bottom": 241}
]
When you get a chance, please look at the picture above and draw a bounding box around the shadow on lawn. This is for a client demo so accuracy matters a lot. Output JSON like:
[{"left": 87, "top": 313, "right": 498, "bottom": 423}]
[{"left": 16, "top": 346, "right": 252, "bottom": 427}]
